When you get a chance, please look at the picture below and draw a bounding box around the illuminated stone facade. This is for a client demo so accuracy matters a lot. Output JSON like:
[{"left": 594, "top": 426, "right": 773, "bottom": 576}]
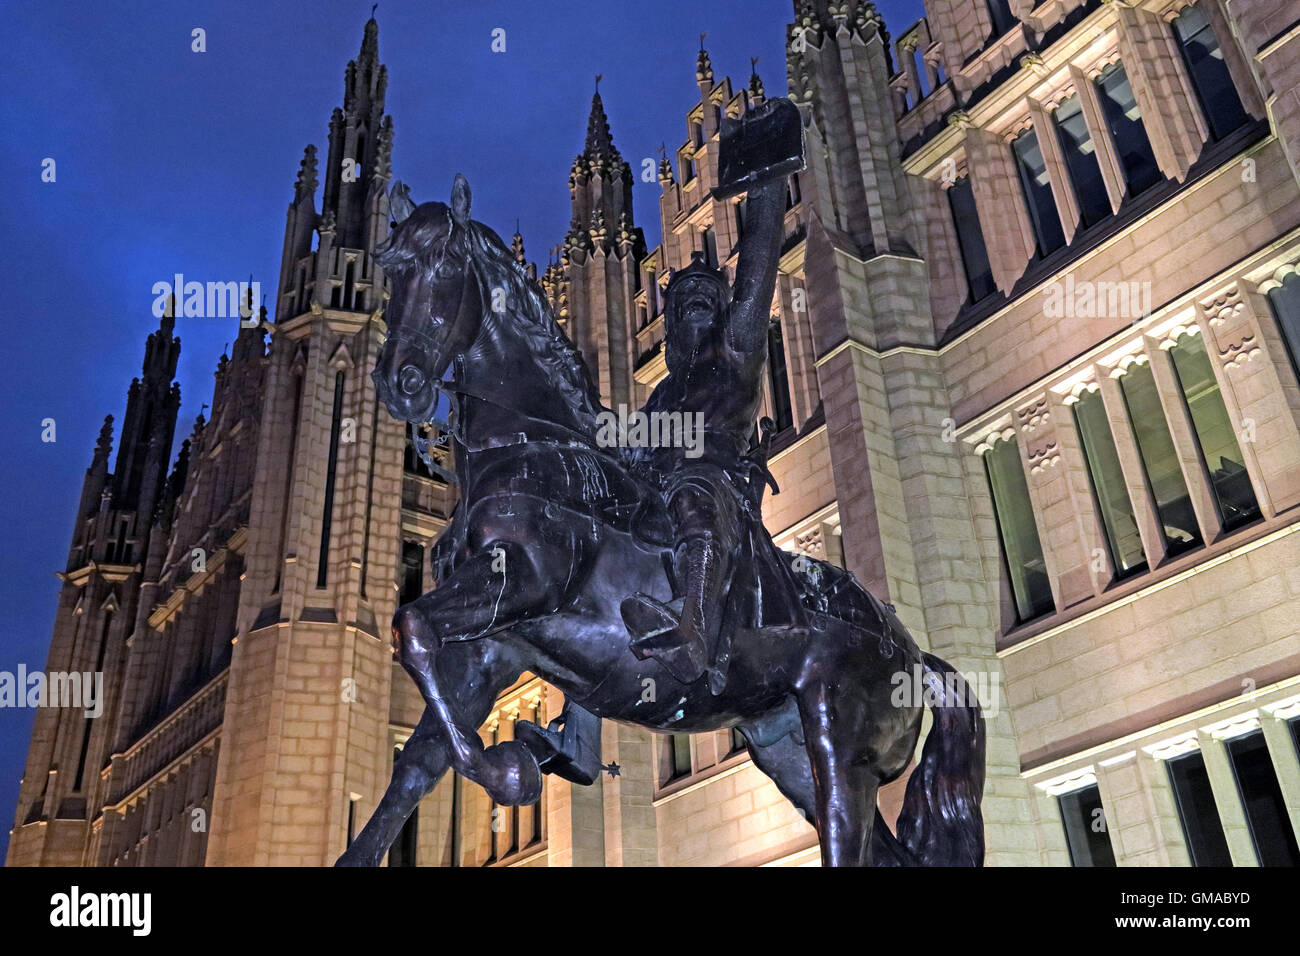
[{"left": 11, "top": 0, "right": 1300, "bottom": 867}]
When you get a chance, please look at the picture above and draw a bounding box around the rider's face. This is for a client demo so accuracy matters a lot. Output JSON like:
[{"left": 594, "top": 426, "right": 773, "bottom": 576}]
[{"left": 674, "top": 278, "right": 722, "bottom": 331}]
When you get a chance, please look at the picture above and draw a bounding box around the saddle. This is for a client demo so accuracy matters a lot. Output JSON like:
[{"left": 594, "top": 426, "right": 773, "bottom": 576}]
[{"left": 624, "top": 418, "right": 809, "bottom": 633}]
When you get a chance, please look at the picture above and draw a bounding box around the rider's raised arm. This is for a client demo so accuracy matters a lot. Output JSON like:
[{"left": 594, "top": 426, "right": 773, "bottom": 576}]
[{"left": 726, "top": 175, "right": 785, "bottom": 357}]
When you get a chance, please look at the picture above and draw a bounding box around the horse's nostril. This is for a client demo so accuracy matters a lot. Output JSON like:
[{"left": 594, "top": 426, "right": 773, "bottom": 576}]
[{"left": 399, "top": 365, "right": 425, "bottom": 396}]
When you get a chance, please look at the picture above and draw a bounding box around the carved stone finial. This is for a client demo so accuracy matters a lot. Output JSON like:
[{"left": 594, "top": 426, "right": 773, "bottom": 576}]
[
  {"left": 295, "top": 145, "right": 319, "bottom": 201},
  {"left": 749, "top": 57, "right": 765, "bottom": 102},
  {"left": 697, "top": 36, "right": 713, "bottom": 84}
]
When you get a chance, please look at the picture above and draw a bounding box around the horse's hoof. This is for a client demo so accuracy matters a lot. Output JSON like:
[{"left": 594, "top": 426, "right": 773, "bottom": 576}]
[{"left": 480, "top": 740, "right": 543, "bottom": 806}]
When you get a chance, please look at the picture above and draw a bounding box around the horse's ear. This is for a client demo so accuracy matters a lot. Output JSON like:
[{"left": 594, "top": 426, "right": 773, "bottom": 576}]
[
  {"left": 450, "top": 173, "right": 472, "bottom": 226},
  {"left": 390, "top": 180, "right": 416, "bottom": 225}
]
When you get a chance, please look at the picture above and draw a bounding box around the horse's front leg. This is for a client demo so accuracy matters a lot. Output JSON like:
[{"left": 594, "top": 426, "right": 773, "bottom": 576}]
[
  {"left": 337, "top": 708, "right": 447, "bottom": 866},
  {"left": 337, "top": 639, "right": 519, "bottom": 866},
  {"left": 393, "top": 536, "right": 565, "bottom": 805}
]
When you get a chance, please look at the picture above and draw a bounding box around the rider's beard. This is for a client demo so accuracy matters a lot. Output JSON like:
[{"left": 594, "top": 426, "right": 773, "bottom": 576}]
[{"left": 667, "top": 300, "right": 722, "bottom": 371}]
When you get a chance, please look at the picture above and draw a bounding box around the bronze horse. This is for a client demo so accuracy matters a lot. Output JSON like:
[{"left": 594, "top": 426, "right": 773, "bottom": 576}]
[{"left": 338, "top": 174, "right": 985, "bottom": 867}]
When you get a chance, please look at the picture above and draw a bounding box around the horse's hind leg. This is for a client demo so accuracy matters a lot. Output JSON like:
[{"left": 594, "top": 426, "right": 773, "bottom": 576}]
[
  {"left": 798, "top": 681, "right": 878, "bottom": 867},
  {"left": 744, "top": 727, "right": 818, "bottom": 831}
]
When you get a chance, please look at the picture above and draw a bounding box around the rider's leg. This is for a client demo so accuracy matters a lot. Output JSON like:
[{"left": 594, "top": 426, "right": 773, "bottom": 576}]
[{"left": 624, "top": 474, "right": 739, "bottom": 692}]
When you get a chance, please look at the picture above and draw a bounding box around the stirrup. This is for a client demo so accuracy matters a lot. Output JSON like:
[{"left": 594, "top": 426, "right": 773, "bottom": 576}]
[
  {"left": 620, "top": 593, "right": 683, "bottom": 642},
  {"left": 514, "top": 711, "right": 601, "bottom": 787}
]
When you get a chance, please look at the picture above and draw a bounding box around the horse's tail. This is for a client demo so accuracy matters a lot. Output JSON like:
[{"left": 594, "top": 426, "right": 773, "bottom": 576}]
[{"left": 870, "top": 651, "right": 986, "bottom": 866}]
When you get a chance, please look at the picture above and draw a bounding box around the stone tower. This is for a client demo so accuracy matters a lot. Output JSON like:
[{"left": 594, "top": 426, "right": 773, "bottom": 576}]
[
  {"left": 560, "top": 86, "right": 646, "bottom": 409},
  {"left": 7, "top": 316, "right": 181, "bottom": 865},
  {"left": 205, "top": 16, "right": 407, "bottom": 866},
  {"left": 785, "top": 0, "right": 1042, "bottom": 863}
]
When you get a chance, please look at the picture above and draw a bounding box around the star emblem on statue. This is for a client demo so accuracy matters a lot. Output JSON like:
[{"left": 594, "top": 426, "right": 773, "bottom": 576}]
[{"left": 603, "top": 762, "right": 621, "bottom": 778}]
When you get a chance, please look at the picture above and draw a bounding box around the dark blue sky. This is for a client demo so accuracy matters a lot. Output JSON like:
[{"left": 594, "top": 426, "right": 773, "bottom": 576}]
[{"left": 0, "top": 0, "right": 923, "bottom": 861}]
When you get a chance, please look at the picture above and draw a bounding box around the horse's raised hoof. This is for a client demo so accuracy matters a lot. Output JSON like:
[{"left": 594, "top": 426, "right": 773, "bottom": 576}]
[{"left": 479, "top": 740, "right": 544, "bottom": 806}]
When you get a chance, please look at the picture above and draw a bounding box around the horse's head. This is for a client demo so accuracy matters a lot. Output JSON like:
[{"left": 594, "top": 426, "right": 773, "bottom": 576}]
[{"left": 372, "top": 174, "right": 483, "bottom": 424}]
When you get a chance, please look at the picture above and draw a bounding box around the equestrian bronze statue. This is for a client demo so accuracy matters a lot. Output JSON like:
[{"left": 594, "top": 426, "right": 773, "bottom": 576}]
[{"left": 340, "top": 98, "right": 986, "bottom": 867}]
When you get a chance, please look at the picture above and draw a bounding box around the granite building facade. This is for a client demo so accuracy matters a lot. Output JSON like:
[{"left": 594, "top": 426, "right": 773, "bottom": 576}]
[{"left": 10, "top": 0, "right": 1300, "bottom": 867}]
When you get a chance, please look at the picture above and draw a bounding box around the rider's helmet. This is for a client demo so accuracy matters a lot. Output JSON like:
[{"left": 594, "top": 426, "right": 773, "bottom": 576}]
[{"left": 662, "top": 251, "right": 730, "bottom": 368}]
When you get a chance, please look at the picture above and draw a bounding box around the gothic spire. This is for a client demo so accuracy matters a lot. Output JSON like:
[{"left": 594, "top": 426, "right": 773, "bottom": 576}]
[
  {"left": 360, "top": 13, "right": 379, "bottom": 66},
  {"left": 583, "top": 85, "right": 624, "bottom": 167},
  {"left": 511, "top": 223, "right": 527, "bottom": 266}
]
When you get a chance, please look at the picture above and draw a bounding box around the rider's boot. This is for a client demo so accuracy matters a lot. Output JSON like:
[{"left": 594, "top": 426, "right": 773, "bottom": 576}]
[
  {"left": 622, "top": 536, "right": 730, "bottom": 694},
  {"left": 513, "top": 700, "right": 602, "bottom": 786}
]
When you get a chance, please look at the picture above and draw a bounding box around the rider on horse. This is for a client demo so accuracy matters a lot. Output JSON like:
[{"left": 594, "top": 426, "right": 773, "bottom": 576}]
[{"left": 619, "top": 99, "right": 792, "bottom": 696}]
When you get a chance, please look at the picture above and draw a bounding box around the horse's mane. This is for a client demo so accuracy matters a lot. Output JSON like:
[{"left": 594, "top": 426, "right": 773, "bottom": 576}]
[
  {"left": 376, "top": 202, "right": 605, "bottom": 434},
  {"left": 461, "top": 220, "right": 606, "bottom": 431}
]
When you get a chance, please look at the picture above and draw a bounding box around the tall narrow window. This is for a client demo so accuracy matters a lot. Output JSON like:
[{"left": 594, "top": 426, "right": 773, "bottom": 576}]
[
  {"left": 317, "top": 371, "right": 346, "bottom": 588},
  {"left": 983, "top": 437, "right": 1054, "bottom": 622},
  {"left": 1072, "top": 389, "right": 1146, "bottom": 577},
  {"left": 728, "top": 726, "right": 747, "bottom": 756},
  {"left": 664, "top": 734, "right": 691, "bottom": 783},
  {"left": 274, "top": 369, "right": 306, "bottom": 594},
  {"left": 1117, "top": 362, "right": 1202, "bottom": 556},
  {"left": 1053, "top": 95, "right": 1111, "bottom": 229},
  {"left": 1172, "top": 3, "right": 1249, "bottom": 141},
  {"left": 1226, "top": 731, "right": 1300, "bottom": 866},
  {"left": 529, "top": 701, "right": 544, "bottom": 846},
  {"left": 786, "top": 173, "right": 801, "bottom": 209},
  {"left": 767, "top": 320, "right": 795, "bottom": 433},
  {"left": 487, "top": 726, "right": 500, "bottom": 862},
  {"left": 1168, "top": 749, "right": 1233, "bottom": 866},
  {"left": 74, "top": 611, "right": 113, "bottom": 791},
  {"left": 1012, "top": 129, "right": 1066, "bottom": 257},
  {"left": 1058, "top": 784, "right": 1116, "bottom": 866},
  {"left": 986, "top": 0, "right": 1016, "bottom": 38},
  {"left": 1168, "top": 333, "right": 1260, "bottom": 531},
  {"left": 948, "top": 176, "right": 995, "bottom": 302},
  {"left": 400, "top": 540, "right": 424, "bottom": 605},
  {"left": 1096, "top": 63, "right": 1163, "bottom": 197},
  {"left": 1265, "top": 272, "right": 1300, "bottom": 384},
  {"left": 508, "top": 720, "right": 521, "bottom": 855},
  {"left": 702, "top": 227, "right": 718, "bottom": 268},
  {"left": 910, "top": 48, "right": 931, "bottom": 99}
]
